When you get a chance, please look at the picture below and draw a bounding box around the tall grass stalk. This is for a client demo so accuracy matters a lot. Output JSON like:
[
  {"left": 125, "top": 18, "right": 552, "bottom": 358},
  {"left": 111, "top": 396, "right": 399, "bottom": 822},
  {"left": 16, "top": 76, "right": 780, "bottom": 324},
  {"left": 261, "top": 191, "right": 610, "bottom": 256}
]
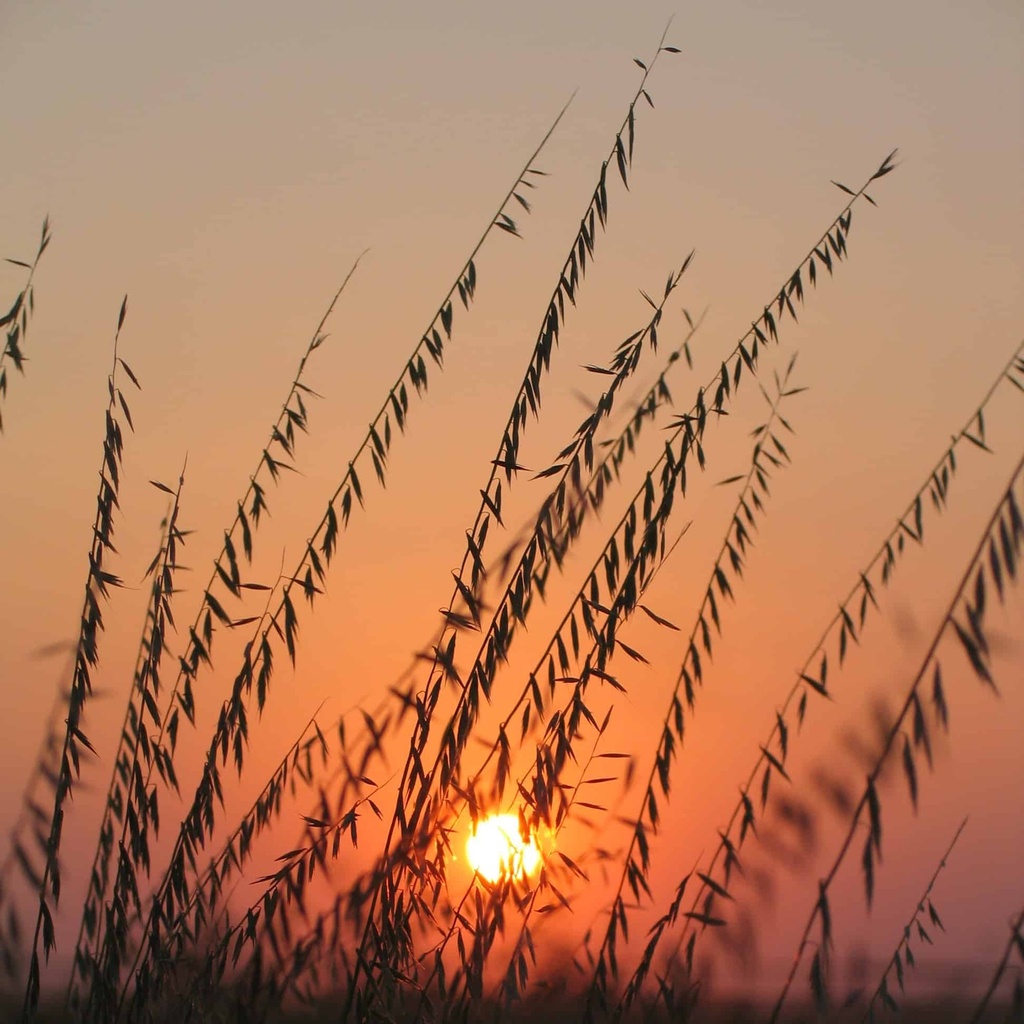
[
  {"left": 349, "top": 136, "right": 893, "bottom": 1012},
  {"left": 211, "top": 249, "right": 693, "bottom": 1024},
  {"left": 436, "top": 523, "right": 696, "bottom": 1022},
  {"left": 769, "top": 447, "right": 1024, "bottom": 1021},
  {"left": 590, "top": 356, "right": 803, "bottom": 1021},
  {"left": 180, "top": 308, "right": 711, "bottom": 1020},
  {"left": 298, "top": 138, "right": 894, "bottom": 1023},
  {"left": 406, "top": 484, "right": 697, "bottom": 1017},
  {"left": 68, "top": 514, "right": 174, "bottom": 1009},
  {"left": 278, "top": 306, "right": 709, "bottom": 900},
  {"left": 859, "top": 817, "right": 966, "bottom": 1021},
  {"left": 22, "top": 297, "right": 136, "bottom": 1018},
  {"left": 497, "top": 363, "right": 801, "bottom": 1019},
  {"left": 344, "top": 34, "right": 681, "bottom": 1018},
  {"left": 117, "top": 100, "right": 568, "bottom": 1018},
  {"left": 69, "top": 252, "right": 364, "bottom": 1018},
  {"left": 651, "top": 337, "right": 1024, "bottom": 1002},
  {"left": 80, "top": 469, "right": 187, "bottom": 1022}
]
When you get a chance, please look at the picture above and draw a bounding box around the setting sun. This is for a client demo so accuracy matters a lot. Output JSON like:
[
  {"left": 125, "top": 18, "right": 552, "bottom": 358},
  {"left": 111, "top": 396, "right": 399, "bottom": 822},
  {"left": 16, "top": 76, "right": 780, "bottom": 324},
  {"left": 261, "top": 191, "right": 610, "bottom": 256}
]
[{"left": 465, "top": 814, "right": 543, "bottom": 883}]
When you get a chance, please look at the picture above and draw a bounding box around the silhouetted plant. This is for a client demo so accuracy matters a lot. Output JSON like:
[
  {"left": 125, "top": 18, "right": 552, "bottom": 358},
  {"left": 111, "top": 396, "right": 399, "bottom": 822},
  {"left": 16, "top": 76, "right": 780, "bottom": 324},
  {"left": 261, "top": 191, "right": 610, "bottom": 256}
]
[
  {"left": 1, "top": 217, "right": 50, "bottom": 432},
  {"left": 3, "top": 25, "right": 1022, "bottom": 1024},
  {"left": 858, "top": 817, "right": 966, "bottom": 1021}
]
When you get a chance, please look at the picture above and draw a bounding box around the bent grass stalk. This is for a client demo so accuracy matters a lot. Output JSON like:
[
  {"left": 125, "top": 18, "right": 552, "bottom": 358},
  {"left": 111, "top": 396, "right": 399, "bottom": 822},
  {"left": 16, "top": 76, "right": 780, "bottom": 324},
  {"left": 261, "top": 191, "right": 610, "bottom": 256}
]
[
  {"left": 119, "top": 105, "right": 567, "bottom": 1018},
  {"left": 595, "top": 357, "right": 804, "bottom": 1022},
  {"left": 176, "top": 770, "right": 393, "bottom": 1017},
  {"left": 113, "top": 109, "right": 564, "bottom": 996},
  {"left": 768, "top": 447, "right": 1024, "bottom": 1021},
  {"left": 419, "top": 254, "right": 694, "bottom": 812},
  {"left": 354, "top": 142, "right": 895, "bottom": 1017},
  {"left": 363, "top": 255, "right": 692, "bottom": 976},
  {"left": 859, "top": 817, "right": 967, "bottom": 1022},
  {"left": 21, "top": 297, "right": 136, "bottom": 1020},
  {"left": 158, "top": 709, "right": 331, "bottom": 1014},
  {"left": 282, "top": 305, "right": 707, "bottom": 902},
  {"left": 274, "top": 509, "right": 688, "bottom": 1015},
  {"left": 281, "top": 307, "right": 709, "bottom": 896},
  {"left": 230, "top": 273, "right": 702, "bottom": 1021},
  {"left": 532, "top": 140, "right": 906, "bottom": 1013},
  {"left": 345, "top": 37, "right": 681, "bottom": 1017},
  {"left": 655, "top": 336, "right": 1024, "bottom": 997},
  {"left": 367, "top": 294, "right": 766, "bottom": 1012},
  {"left": 322, "top": 509, "right": 691, "bottom": 1021},
  {"left": 339, "top": 306, "right": 707, "bottom": 798},
  {"left": 69, "top": 253, "right": 365, "bottom": 1011},
  {"left": 410, "top": 514, "right": 695, "bottom": 1021},
  {"left": 245, "top": 252, "right": 692, "bottom": 1022},
  {"left": 205, "top": 308, "right": 710, "bottom": 1017},
  {"left": 463, "top": 144, "right": 898, "bottom": 1017},
  {"left": 83, "top": 468, "right": 188, "bottom": 1024},
  {"left": 152, "top": 698, "right": 339, "bottom": 972}
]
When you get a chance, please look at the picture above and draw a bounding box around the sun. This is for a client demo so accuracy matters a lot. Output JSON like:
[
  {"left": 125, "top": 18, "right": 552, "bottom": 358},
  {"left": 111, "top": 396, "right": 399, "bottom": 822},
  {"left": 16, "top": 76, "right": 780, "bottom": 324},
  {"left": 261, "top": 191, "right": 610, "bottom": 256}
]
[{"left": 465, "top": 813, "right": 543, "bottom": 883}]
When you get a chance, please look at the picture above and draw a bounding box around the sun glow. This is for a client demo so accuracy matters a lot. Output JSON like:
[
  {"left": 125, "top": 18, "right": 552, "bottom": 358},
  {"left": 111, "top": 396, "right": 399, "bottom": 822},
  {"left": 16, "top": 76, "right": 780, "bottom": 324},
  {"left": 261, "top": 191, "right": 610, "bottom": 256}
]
[{"left": 465, "top": 814, "right": 543, "bottom": 883}]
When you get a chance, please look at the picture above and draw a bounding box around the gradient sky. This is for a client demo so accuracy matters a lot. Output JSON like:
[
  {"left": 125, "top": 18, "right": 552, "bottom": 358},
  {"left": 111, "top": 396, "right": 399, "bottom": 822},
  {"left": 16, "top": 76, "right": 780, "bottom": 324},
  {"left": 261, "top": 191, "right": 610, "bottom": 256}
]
[{"left": 1, "top": 0, "right": 1022, "bottom": 1007}]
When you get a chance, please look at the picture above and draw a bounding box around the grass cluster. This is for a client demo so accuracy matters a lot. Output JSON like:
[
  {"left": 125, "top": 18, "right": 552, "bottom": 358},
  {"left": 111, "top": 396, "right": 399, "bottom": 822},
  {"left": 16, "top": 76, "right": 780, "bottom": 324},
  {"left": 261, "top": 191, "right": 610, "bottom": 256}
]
[{"left": 2, "top": 27, "right": 1022, "bottom": 1024}]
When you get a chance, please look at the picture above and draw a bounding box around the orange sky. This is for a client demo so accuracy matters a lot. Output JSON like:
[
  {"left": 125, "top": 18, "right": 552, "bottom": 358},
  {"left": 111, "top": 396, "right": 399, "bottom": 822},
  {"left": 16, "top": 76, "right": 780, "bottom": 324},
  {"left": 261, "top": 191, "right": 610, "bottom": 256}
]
[{"left": 1, "top": 0, "right": 1022, "bottom": 1010}]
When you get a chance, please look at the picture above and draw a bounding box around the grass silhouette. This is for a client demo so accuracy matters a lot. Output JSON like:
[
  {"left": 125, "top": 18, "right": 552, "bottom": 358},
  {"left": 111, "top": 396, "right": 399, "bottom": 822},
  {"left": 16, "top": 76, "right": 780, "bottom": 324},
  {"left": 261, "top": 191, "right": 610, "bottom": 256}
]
[{"left": 2, "top": 27, "right": 1023, "bottom": 1024}]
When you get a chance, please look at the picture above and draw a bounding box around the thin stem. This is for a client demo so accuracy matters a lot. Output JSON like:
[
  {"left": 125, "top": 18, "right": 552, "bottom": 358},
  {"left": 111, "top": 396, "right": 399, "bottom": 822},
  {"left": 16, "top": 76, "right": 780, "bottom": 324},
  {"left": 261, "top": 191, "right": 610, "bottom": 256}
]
[
  {"left": 969, "top": 905, "right": 1024, "bottom": 1024},
  {"left": 158, "top": 704, "right": 328, "bottom": 958},
  {"left": 85, "top": 466, "right": 188, "bottom": 1023},
  {"left": 119, "top": 108, "right": 566, "bottom": 1014},
  {"left": 71, "top": 254, "right": 363, "bottom": 1008},
  {"left": 66, "top": 515, "right": 170, "bottom": 1005},
  {"left": 22, "top": 298, "right": 133, "bottom": 1021},
  {"left": 344, "top": 39, "right": 677, "bottom": 1016},
  {"left": 600, "top": 358, "right": 800, "bottom": 1021},
  {"left": 670, "top": 337, "right": 1024, "bottom": 976},
  {"left": 859, "top": 816, "right": 967, "bottom": 1022},
  {"left": 228, "top": 311, "right": 708, "bottom": 1018},
  {"left": 414, "top": 517, "right": 692, "bottom": 1018},
  {"left": 769, "top": 447, "right": 1024, "bottom": 1023},
  {"left": 288, "top": 307, "right": 709, "bottom": 875}
]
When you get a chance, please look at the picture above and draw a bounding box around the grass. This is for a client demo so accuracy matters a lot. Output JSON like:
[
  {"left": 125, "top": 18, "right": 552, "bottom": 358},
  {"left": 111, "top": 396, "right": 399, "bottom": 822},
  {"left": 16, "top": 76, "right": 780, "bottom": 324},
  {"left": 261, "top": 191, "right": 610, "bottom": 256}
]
[{"left": 1, "top": 26, "right": 1023, "bottom": 1024}]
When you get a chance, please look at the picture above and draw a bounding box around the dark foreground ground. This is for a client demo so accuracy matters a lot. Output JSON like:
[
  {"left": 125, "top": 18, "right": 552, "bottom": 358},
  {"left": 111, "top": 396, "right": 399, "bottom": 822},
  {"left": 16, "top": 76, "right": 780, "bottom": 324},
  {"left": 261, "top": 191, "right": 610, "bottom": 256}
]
[{"left": 6, "top": 998, "right": 1019, "bottom": 1023}]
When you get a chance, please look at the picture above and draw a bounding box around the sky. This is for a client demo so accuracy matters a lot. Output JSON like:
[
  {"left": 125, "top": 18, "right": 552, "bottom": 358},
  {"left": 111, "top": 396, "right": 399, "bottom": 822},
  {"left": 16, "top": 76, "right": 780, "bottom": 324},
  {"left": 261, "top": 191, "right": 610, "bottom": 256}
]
[{"left": 1, "top": 0, "right": 1022, "bottom": 1010}]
